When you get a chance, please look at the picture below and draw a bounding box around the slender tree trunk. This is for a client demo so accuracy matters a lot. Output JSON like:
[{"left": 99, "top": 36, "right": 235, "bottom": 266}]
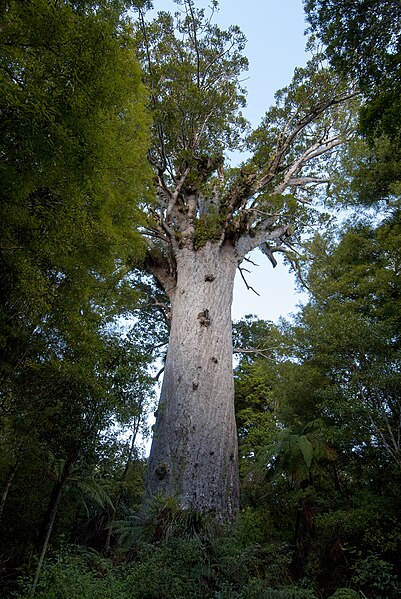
[
  {"left": 0, "top": 456, "right": 20, "bottom": 524},
  {"left": 144, "top": 242, "right": 240, "bottom": 521},
  {"left": 30, "top": 457, "right": 72, "bottom": 597},
  {"left": 104, "top": 418, "right": 141, "bottom": 554}
]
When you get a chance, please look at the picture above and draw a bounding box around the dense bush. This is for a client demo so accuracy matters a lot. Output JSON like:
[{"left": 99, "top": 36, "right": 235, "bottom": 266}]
[{"left": 14, "top": 546, "right": 318, "bottom": 599}]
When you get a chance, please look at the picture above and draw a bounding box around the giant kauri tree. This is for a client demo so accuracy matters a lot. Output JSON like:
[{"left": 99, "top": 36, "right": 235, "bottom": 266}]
[{"left": 137, "top": 0, "right": 356, "bottom": 520}]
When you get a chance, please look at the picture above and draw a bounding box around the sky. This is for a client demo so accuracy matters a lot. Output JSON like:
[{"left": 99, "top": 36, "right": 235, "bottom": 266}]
[{"left": 147, "top": 0, "right": 311, "bottom": 323}]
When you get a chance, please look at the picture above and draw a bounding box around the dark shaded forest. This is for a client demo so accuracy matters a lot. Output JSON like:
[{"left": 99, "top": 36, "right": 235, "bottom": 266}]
[{"left": 1, "top": 1, "right": 401, "bottom": 597}]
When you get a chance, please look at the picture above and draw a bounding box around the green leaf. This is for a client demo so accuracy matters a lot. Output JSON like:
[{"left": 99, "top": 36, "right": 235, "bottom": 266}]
[{"left": 298, "top": 435, "right": 314, "bottom": 470}]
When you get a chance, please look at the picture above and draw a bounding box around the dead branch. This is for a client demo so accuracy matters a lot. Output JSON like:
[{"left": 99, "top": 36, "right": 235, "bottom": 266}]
[
  {"left": 233, "top": 347, "right": 275, "bottom": 360},
  {"left": 238, "top": 265, "right": 260, "bottom": 296}
]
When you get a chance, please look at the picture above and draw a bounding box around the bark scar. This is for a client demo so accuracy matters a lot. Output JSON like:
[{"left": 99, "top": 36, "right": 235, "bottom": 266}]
[{"left": 197, "top": 308, "right": 211, "bottom": 327}]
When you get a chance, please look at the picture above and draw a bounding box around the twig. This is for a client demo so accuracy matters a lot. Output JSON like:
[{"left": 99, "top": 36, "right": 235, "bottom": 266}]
[
  {"left": 243, "top": 256, "right": 259, "bottom": 267},
  {"left": 154, "top": 365, "right": 165, "bottom": 381},
  {"left": 238, "top": 266, "right": 260, "bottom": 296}
]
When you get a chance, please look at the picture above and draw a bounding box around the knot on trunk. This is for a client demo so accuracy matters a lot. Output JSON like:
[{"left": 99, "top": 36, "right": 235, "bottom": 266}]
[
  {"left": 197, "top": 308, "right": 211, "bottom": 327},
  {"left": 155, "top": 462, "right": 169, "bottom": 480}
]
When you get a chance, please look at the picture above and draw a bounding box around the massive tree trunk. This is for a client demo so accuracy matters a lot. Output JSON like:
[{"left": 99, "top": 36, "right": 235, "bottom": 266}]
[{"left": 145, "top": 241, "right": 240, "bottom": 520}]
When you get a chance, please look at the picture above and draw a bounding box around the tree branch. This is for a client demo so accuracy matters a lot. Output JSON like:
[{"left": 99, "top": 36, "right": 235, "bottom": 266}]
[
  {"left": 233, "top": 347, "right": 275, "bottom": 360},
  {"left": 272, "top": 137, "right": 341, "bottom": 195},
  {"left": 138, "top": 6, "right": 169, "bottom": 173},
  {"left": 237, "top": 265, "right": 260, "bottom": 296},
  {"left": 228, "top": 89, "right": 357, "bottom": 217},
  {"left": 165, "top": 166, "right": 191, "bottom": 226},
  {"left": 185, "top": 0, "right": 201, "bottom": 88},
  {"left": 236, "top": 223, "right": 291, "bottom": 258}
]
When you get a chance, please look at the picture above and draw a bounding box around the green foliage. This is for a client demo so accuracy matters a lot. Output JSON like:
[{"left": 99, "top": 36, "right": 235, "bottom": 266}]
[
  {"left": 0, "top": 3, "right": 156, "bottom": 585},
  {"left": 10, "top": 501, "right": 400, "bottom": 599},
  {"left": 248, "top": 588, "right": 317, "bottom": 599},
  {"left": 290, "top": 215, "right": 401, "bottom": 470},
  {"left": 327, "top": 590, "right": 360, "bottom": 599},
  {"left": 117, "top": 502, "right": 294, "bottom": 597},
  {"left": 304, "top": 0, "right": 401, "bottom": 204},
  {"left": 12, "top": 528, "right": 296, "bottom": 599},
  {"left": 234, "top": 316, "right": 282, "bottom": 464},
  {"left": 193, "top": 210, "right": 225, "bottom": 248},
  {"left": 352, "top": 554, "right": 401, "bottom": 599},
  {"left": 231, "top": 207, "right": 401, "bottom": 594},
  {"left": 15, "top": 549, "right": 126, "bottom": 599},
  {"left": 216, "top": 582, "right": 318, "bottom": 599},
  {"left": 304, "top": 0, "right": 401, "bottom": 93},
  {"left": 0, "top": 315, "right": 156, "bottom": 582},
  {"left": 135, "top": 0, "right": 248, "bottom": 172},
  {"left": 0, "top": 0, "right": 151, "bottom": 270},
  {"left": 316, "top": 492, "right": 401, "bottom": 558},
  {"left": 234, "top": 507, "right": 268, "bottom": 546},
  {"left": 0, "top": 0, "right": 152, "bottom": 381},
  {"left": 116, "top": 496, "right": 218, "bottom": 546}
]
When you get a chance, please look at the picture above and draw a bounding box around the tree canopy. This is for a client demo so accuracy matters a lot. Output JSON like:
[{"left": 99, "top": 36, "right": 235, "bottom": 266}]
[
  {"left": 304, "top": 0, "right": 401, "bottom": 204},
  {"left": 0, "top": 0, "right": 153, "bottom": 440},
  {"left": 0, "top": 0, "right": 151, "bottom": 344},
  {"left": 134, "top": 0, "right": 357, "bottom": 291},
  {"left": 304, "top": 0, "right": 401, "bottom": 92}
]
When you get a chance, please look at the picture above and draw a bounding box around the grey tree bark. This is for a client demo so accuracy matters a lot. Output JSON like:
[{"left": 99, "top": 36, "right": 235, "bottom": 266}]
[{"left": 145, "top": 242, "right": 240, "bottom": 520}]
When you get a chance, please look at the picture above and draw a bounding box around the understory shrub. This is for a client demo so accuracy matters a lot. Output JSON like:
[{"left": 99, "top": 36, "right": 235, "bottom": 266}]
[
  {"left": 351, "top": 554, "right": 401, "bottom": 599},
  {"left": 14, "top": 506, "right": 399, "bottom": 599},
  {"left": 12, "top": 536, "right": 302, "bottom": 599}
]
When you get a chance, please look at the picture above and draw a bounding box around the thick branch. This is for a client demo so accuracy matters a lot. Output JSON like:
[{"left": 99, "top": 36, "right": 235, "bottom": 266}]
[
  {"left": 286, "top": 176, "right": 330, "bottom": 187},
  {"left": 165, "top": 166, "right": 191, "bottom": 225},
  {"left": 272, "top": 136, "right": 342, "bottom": 195},
  {"left": 144, "top": 250, "right": 177, "bottom": 298},
  {"left": 236, "top": 224, "right": 291, "bottom": 258},
  {"left": 185, "top": 0, "right": 201, "bottom": 88},
  {"left": 232, "top": 125, "right": 352, "bottom": 257},
  {"left": 233, "top": 347, "right": 274, "bottom": 360},
  {"left": 145, "top": 297, "right": 172, "bottom": 328},
  {"left": 227, "top": 89, "right": 357, "bottom": 217}
]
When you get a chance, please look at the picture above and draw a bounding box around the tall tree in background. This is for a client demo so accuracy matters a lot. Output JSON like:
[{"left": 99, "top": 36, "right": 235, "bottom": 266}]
[
  {"left": 304, "top": 0, "right": 401, "bottom": 91},
  {"left": 0, "top": 0, "right": 151, "bottom": 376},
  {"left": 304, "top": 0, "right": 401, "bottom": 204},
  {"left": 230, "top": 212, "right": 401, "bottom": 586},
  {"left": 294, "top": 214, "right": 401, "bottom": 468},
  {"left": 137, "top": 0, "right": 356, "bottom": 520},
  {"left": 0, "top": 0, "right": 153, "bottom": 583},
  {"left": 0, "top": 0, "right": 151, "bottom": 487}
]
